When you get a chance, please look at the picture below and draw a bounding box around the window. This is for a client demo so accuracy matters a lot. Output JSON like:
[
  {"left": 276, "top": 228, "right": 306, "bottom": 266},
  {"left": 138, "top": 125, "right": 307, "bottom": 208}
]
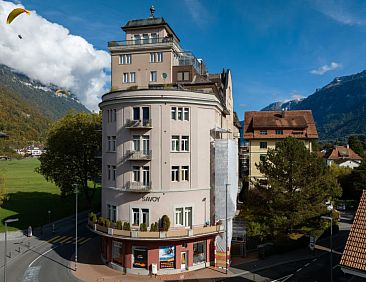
[
  {"left": 171, "top": 107, "right": 177, "bottom": 120},
  {"left": 177, "top": 107, "right": 183, "bottom": 120},
  {"left": 112, "top": 165, "right": 116, "bottom": 180},
  {"left": 130, "top": 72, "right": 136, "bottom": 83},
  {"left": 275, "top": 129, "right": 283, "bottom": 135},
  {"left": 107, "top": 136, "right": 116, "bottom": 152},
  {"left": 133, "top": 34, "right": 141, "bottom": 45},
  {"left": 260, "top": 154, "right": 267, "bottom": 162},
  {"left": 260, "top": 130, "right": 268, "bottom": 135},
  {"left": 175, "top": 208, "right": 183, "bottom": 225},
  {"left": 133, "top": 247, "right": 147, "bottom": 269},
  {"left": 133, "top": 107, "right": 140, "bottom": 120},
  {"left": 150, "top": 71, "right": 157, "bottom": 82},
  {"left": 119, "top": 54, "right": 131, "bottom": 64},
  {"left": 183, "top": 108, "right": 189, "bottom": 121},
  {"left": 181, "top": 136, "right": 189, "bottom": 151},
  {"left": 171, "top": 166, "right": 179, "bottom": 181},
  {"left": 141, "top": 209, "right": 149, "bottom": 226},
  {"left": 112, "top": 241, "right": 123, "bottom": 266},
  {"left": 133, "top": 166, "right": 140, "bottom": 182},
  {"left": 181, "top": 166, "right": 189, "bottom": 181},
  {"left": 175, "top": 207, "right": 192, "bottom": 227},
  {"left": 132, "top": 208, "right": 140, "bottom": 226},
  {"left": 177, "top": 71, "right": 190, "bottom": 81},
  {"left": 171, "top": 136, "right": 180, "bottom": 152},
  {"left": 193, "top": 241, "right": 206, "bottom": 264},
  {"left": 142, "top": 33, "right": 149, "bottom": 44},
  {"left": 123, "top": 73, "right": 129, "bottom": 83},
  {"left": 260, "top": 142, "right": 267, "bottom": 149},
  {"left": 142, "top": 136, "right": 150, "bottom": 154},
  {"left": 133, "top": 135, "right": 140, "bottom": 151},
  {"left": 142, "top": 166, "right": 150, "bottom": 186},
  {"left": 107, "top": 204, "right": 117, "bottom": 222},
  {"left": 107, "top": 165, "right": 111, "bottom": 180},
  {"left": 106, "top": 109, "right": 116, "bottom": 123},
  {"left": 142, "top": 107, "right": 150, "bottom": 121},
  {"left": 150, "top": 52, "right": 163, "bottom": 63},
  {"left": 151, "top": 33, "right": 158, "bottom": 43}
]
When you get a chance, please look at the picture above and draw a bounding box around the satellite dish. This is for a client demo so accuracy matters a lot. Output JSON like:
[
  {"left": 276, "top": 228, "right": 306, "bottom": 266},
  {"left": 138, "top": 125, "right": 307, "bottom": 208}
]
[{"left": 162, "top": 73, "right": 168, "bottom": 80}]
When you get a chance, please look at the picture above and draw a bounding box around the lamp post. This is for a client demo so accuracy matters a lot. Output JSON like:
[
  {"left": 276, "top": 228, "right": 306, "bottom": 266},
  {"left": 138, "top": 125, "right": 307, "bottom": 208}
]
[
  {"left": 48, "top": 210, "right": 51, "bottom": 225},
  {"left": 72, "top": 184, "right": 78, "bottom": 271},
  {"left": 225, "top": 183, "right": 230, "bottom": 274},
  {"left": 4, "top": 218, "right": 19, "bottom": 282},
  {"left": 321, "top": 215, "right": 333, "bottom": 282}
]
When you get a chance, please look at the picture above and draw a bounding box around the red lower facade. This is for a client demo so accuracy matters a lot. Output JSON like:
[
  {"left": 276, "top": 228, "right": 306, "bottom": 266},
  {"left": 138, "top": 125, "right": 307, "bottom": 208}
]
[{"left": 100, "top": 235, "right": 216, "bottom": 275}]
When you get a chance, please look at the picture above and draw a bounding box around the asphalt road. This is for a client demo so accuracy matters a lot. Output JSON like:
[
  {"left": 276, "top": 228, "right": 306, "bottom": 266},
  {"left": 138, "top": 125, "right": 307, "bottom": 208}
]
[{"left": 1, "top": 215, "right": 94, "bottom": 282}]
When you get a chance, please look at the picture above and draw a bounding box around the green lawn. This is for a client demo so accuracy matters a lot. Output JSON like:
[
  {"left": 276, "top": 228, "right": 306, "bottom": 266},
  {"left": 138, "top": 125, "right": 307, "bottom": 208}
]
[{"left": 0, "top": 158, "right": 100, "bottom": 232}]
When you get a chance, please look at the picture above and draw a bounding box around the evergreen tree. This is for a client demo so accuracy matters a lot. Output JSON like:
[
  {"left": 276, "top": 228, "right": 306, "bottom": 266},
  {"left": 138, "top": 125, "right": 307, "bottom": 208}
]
[
  {"left": 244, "top": 137, "right": 341, "bottom": 237},
  {"left": 348, "top": 135, "right": 365, "bottom": 158}
]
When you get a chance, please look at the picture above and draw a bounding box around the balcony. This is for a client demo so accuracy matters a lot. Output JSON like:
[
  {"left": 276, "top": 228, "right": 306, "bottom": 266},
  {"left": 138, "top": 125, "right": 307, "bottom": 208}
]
[
  {"left": 125, "top": 181, "right": 152, "bottom": 192},
  {"left": 125, "top": 119, "right": 152, "bottom": 129},
  {"left": 126, "top": 150, "right": 152, "bottom": 160},
  {"left": 108, "top": 37, "right": 179, "bottom": 49},
  {"left": 89, "top": 220, "right": 224, "bottom": 241}
]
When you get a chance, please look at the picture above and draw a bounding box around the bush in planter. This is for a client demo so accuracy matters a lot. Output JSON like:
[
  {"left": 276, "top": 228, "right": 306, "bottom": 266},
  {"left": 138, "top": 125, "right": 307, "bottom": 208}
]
[
  {"left": 123, "top": 222, "right": 131, "bottom": 231},
  {"left": 150, "top": 222, "right": 159, "bottom": 232},
  {"left": 105, "top": 219, "right": 111, "bottom": 228},
  {"left": 161, "top": 215, "right": 170, "bottom": 231},
  {"left": 89, "top": 212, "right": 97, "bottom": 224},
  {"left": 140, "top": 223, "right": 147, "bottom": 232},
  {"left": 98, "top": 217, "right": 106, "bottom": 226},
  {"left": 116, "top": 220, "right": 123, "bottom": 230}
]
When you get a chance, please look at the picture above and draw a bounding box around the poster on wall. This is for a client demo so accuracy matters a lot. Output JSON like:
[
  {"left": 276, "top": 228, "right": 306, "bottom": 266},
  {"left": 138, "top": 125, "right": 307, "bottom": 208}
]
[{"left": 159, "top": 246, "right": 175, "bottom": 269}]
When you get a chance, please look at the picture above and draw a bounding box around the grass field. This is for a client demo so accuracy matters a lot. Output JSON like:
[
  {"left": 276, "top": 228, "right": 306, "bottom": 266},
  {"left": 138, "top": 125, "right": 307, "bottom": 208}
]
[{"left": 0, "top": 158, "right": 100, "bottom": 232}]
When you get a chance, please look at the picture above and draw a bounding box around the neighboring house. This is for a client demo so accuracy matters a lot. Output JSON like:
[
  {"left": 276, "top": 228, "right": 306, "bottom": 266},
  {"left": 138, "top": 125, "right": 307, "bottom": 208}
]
[
  {"left": 243, "top": 110, "right": 318, "bottom": 184},
  {"left": 340, "top": 190, "right": 366, "bottom": 278},
  {"left": 325, "top": 145, "right": 362, "bottom": 169},
  {"left": 94, "top": 7, "right": 240, "bottom": 275}
]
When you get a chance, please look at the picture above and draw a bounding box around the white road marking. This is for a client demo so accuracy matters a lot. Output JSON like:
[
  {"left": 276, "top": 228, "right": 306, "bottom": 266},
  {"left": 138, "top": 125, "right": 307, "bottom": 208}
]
[
  {"left": 296, "top": 267, "right": 303, "bottom": 272},
  {"left": 28, "top": 245, "right": 60, "bottom": 267},
  {"left": 312, "top": 258, "right": 318, "bottom": 262},
  {"left": 304, "top": 263, "right": 310, "bottom": 267},
  {"left": 271, "top": 274, "right": 294, "bottom": 282}
]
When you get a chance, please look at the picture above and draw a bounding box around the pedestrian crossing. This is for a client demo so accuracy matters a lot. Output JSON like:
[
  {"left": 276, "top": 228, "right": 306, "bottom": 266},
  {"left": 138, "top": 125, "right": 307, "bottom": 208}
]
[{"left": 47, "top": 235, "right": 92, "bottom": 245}]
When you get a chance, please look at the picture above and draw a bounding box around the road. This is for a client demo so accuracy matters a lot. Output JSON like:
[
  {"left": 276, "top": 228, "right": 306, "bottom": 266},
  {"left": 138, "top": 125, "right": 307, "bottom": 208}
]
[{"left": 1, "top": 214, "right": 94, "bottom": 282}]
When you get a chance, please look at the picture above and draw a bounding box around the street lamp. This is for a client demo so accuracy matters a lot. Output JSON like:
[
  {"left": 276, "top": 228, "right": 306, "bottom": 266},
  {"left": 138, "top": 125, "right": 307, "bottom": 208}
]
[
  {"left": 72, "top": 184, "right": 78, "bottom": 271},
  {"left": 4, "top": 218, "right": 19, "bottom": 282},
  {"left": 321, "top": 215, "right": 333, "bottom": 282},
  {"left": 225, "top": 183, "right": 230, "bottom": 275}
]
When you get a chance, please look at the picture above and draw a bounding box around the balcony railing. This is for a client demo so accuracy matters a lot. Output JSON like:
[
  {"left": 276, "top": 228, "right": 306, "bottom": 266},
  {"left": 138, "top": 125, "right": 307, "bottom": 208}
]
[
  {"left": 126, "top": 150, "right": 152, "bottom": 160},
  {"left": 108, "top": 36, "right": 177, "bottom": 47},
  {"left": 126, "top": 181, "right": 152, "bottom": 192},
  {"left": 125, "top": 119, "right": 152, "bottom": 129},
  {"left": 89, "top": 220, "right": 224, "bottom": 240}
]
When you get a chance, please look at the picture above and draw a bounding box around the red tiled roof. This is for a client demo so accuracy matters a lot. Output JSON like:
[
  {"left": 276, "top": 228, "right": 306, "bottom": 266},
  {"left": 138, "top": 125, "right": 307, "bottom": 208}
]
[
  {"left": 243, "top": 110, "right": 318, "bottom": 139},
  {"left": 326, "top": 146, "right": 363, "bottom": 161},
  {"left": 340, "top": 190, "right": 366, "bottom": 273}
]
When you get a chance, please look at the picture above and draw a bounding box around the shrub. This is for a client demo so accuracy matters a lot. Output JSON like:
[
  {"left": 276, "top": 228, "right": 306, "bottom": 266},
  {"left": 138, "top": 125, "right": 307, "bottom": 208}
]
[
  {"left": 89, "top": 212, "right": 97, "bottom": 224},
  {"left": 150, "top": 222, "right": 159, "bottom": 232},
  {"left": 105, "top": 219, "right": 111, "bottom": 228},
  {"left": 98, "top": 217, "right": 106, "bottom": 226},
  {"left": 140, "top": 223, "right": 147, "bottom": 232},
  {"left": 116, "top": 220, "right": 123, "bottom": 230},
  {"left": 123, "top": 222, "right": 131, "bottom": 231},
  {"left": 161, "top": 215, "right": 170, "bottom": 231}
]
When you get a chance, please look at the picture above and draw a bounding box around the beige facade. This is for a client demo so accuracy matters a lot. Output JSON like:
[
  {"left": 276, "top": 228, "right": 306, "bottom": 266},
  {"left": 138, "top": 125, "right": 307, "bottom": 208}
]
[{"left": 243, "top": 110, "right": 318, "bottom": 183}]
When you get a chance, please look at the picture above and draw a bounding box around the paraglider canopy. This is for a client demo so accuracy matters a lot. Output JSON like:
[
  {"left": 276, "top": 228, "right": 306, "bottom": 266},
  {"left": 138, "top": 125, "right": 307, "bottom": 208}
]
[{"left": 6, "top": 8, "right": 30, "bottom": 25}]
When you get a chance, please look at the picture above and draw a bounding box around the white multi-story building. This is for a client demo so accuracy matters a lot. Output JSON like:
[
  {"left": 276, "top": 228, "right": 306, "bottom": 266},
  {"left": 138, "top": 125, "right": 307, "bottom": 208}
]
[{"left": 94, "top": 7, "right": 240, "bottom": 275}]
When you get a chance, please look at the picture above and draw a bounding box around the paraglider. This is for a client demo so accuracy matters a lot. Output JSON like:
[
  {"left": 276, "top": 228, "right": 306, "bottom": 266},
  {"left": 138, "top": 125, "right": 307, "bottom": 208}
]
[
  {"left": 6, "top": 8, "right": 30, "bottom": 25},
  {"left": 18, "top": 34, "right": 22, "bottom": 39}
]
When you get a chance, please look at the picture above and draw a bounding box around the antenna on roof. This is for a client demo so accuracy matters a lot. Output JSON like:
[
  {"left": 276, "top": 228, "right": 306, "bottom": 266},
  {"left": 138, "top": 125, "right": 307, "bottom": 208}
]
[{"left": 149, "top": 5, "right": 155, "bottom": 18}]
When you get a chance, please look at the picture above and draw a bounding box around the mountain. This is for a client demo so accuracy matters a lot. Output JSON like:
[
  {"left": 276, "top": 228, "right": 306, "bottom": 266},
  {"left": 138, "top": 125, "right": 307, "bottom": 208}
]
[
  {"left": 0, "top": 64, "right": 90, "bottom": 148},
  {"left": 261, "top": 98, "right": 304, "bottom": 111},
  {"left": 261, "top": 70, "right": 366, "bottom": 141}
]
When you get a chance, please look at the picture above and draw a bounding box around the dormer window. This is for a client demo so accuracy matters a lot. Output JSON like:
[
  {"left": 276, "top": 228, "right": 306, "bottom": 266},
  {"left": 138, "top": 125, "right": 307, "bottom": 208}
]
[
  {"left": 133, "top": 34, "right": 141, "bottom": 45},
  {"left": 260, "top": 130, "right": 267, "bottom": 135},
  {"left": 143, "top": 34, "right": 149, "bottom": 44},
  {"left": 151, "top": 33, "right": 158, "bottom": 43}
]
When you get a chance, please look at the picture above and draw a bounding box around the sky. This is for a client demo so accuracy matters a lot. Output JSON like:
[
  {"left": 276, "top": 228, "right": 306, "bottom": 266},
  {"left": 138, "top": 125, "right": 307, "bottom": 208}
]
[{"left": 1, "top": 0, "right": 366, "bottom": 118}]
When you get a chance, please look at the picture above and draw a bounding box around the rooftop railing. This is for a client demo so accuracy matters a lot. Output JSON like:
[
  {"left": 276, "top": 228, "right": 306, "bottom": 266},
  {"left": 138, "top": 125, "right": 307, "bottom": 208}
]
[{"left": 108, "top": 36, "right": 176, "bottom": 47}]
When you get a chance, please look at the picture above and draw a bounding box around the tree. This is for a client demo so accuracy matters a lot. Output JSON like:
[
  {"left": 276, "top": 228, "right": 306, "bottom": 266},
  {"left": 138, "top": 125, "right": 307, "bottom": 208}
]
[
  {"left": 348, "top": 135, "right": 365, "bottom": 158},
  {"left": 37, "top": 112, "right": 101, "bottom": 204},
  {"left": 347, "top": 161, "right": 366, "bottom": 199},
  {"left": 244, "top": 137, "right": 341, "bottom": 238}
]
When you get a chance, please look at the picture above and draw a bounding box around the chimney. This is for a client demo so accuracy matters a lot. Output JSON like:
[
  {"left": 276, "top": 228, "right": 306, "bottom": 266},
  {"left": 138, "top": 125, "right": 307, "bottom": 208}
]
[
  {"left": 346, "top": 144, "right": 349, "bottom": 149},
  {"left": 281, "top": 108, "right": 286, "bottom": 118}
]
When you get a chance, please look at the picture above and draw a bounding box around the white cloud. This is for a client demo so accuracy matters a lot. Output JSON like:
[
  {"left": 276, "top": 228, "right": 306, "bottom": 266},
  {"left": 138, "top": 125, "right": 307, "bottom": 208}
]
[
  {"left": 312, "top": 0, "right": 366, "bottom": 26},
  {"left": 183, "top": 0, "right": 209, "bottom": 26},
  {"left": 0, "top": 0, "right": 110, "bottom": 111},
  {"left": 310, "top": 62, "right": 341, "bottom": 75}
]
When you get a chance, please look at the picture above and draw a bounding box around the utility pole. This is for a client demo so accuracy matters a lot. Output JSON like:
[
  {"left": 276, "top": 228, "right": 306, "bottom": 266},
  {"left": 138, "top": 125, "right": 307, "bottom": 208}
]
[
  {"left": 72, "top": 184, "right": 78, "bottom": 271},
  {"left": 225, "top": 183, "right": 230, "bottom": 274}
]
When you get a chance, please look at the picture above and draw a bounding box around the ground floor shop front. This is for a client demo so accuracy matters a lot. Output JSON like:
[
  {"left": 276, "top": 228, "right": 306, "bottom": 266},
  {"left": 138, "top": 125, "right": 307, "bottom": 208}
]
[{"left": 100, "top": 235, "right": 216, "bottom": 275}]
